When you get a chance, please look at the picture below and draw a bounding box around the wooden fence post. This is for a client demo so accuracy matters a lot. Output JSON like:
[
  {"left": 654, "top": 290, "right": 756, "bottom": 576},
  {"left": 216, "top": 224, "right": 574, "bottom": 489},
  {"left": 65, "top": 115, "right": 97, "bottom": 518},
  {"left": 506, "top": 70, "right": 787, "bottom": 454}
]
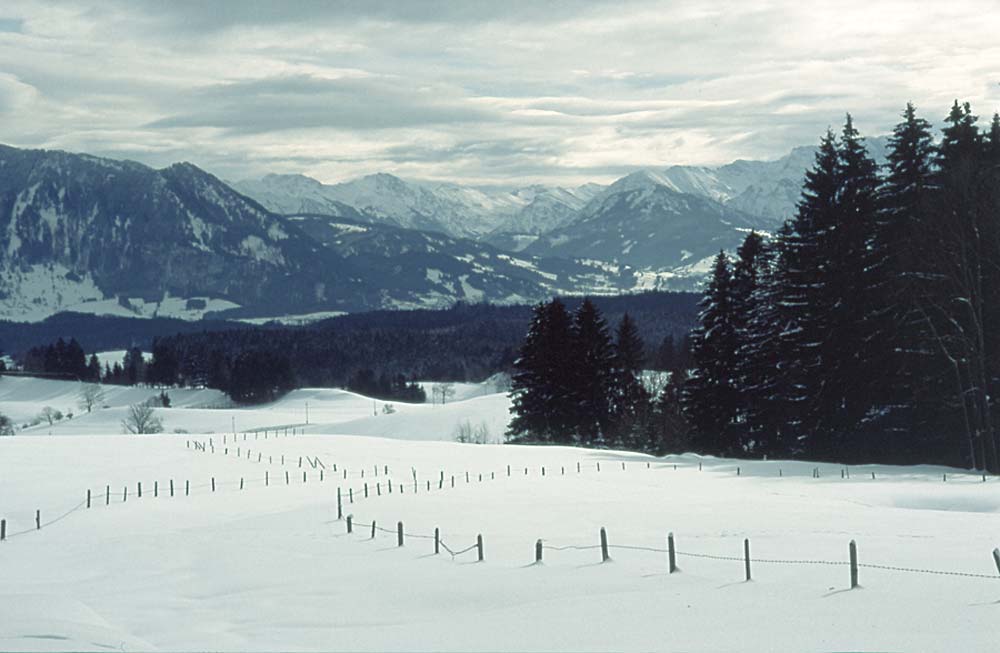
[
  {"left": 507, "top": 464, "right": 511, "bottom": 477},
  {"left": 388, "top": 479, "right": 393, "bottom": 493},
  {"left": 170, "top": 479, "right": 174, "bottom": 497},
  {"left": 138, "top": 482, "right": 142, "bottom": 498},
  {"left": 303, "top": 471, "right": 307, "bottom": 484},
  {"left": 106, "top": 485, "right": 110, "bottom": 505},
  {"left": 371, "top": 520, "right": 377, "bottom": 539},
  {"left": 35, "top": 509, "right": 40, "bottom": 530},
  {"left": 597, "top": 462, "right": 601, "bottom": 472},
  {"left": 211, "top": 478, "right": 216, "bottom": 493},
  {"left": 465, "top": 471, "right": 469, "bottom": 483},
  {"left": 850, "top": 540, "right": 859, "bottom": 588},
  {"left": 577, "top": 462, "right": 581, "bottom": 473},
  {"left": 668, "top": 532, "right": 677, "bottom": 573},
  {"left": 266, "top": 471, "right": 269, "bottom": 487},
  {"left": 744, "top": 538, "right": 751, "bottom": 581},
  {"left": 1, "top": 519, "right": 5, "bottom": 541},
  {"left": 435, "top": 527, "right": 440, "bottom": 554},
  {"left": 377, "top": 482, "right": 381, "bottom": 496},
  {"left": 87, "top": 489, "right": 91, "bottom": 509},
  {"left": 397, "top": 521, "right": 404, "bottom": 547},
  {"left": 123, "top": 486, "right": 128, "bottom": 502},
  {"left": 477, "top": 534, "right": 484, "bottom": 562},
  {"left": 536, "top": 539, "right": 543, "bottom": 563},
  {"left": 992, "top": 548, "right": 999, "bottom": 575},
  {"left": 364, "top": 482, "right": 369, "bottom": 498},
  {"left": 347, "top": 515, "right": 353, "bottom": 533},
  {"left": 541, "top": 466, "right": 545, "bottom": 476},
  {"left": 337, "top": 489, "right": 343, "bottom": 520},
  {"left": 600, "top": 527, "right": 609, "bottom": 562},
  {"left": 285, "top": 471, "right": 290, "bottom": 485},
  {"left": 154, "top": 481, "right": 158, "bottom": 497},
  {"left": 186, "top": 480, "right": 190, "bottom": 496},
  {"left": 240, "top": 478, "right": 244, "bottom": 490},
  {"left": 349, "top": 488, "right": 354, "bottom": 503}
]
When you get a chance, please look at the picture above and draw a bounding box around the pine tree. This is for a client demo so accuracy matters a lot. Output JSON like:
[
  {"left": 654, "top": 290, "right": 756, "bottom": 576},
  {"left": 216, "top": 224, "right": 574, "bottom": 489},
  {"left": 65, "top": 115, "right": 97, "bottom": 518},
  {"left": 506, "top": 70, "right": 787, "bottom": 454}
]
[
  {"left": 508, "top": 299, "right": 575, "bottom": 442},
  {"left": 609, "top": 313, "right": 650, "bottom": 449},
  {"left": 869, "top": 102, "right": 944, "bottom": 459},
  {"left": 569, "top": 299, "right": 616, "bottom": 446},
  {"left": 683, "top": 251, "right": 740, "bottom": 454}
]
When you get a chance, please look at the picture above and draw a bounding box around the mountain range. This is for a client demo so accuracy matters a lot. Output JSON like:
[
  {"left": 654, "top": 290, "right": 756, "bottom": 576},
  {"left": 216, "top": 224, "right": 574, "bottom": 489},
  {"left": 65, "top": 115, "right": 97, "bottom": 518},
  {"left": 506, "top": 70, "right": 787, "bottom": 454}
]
[{"left": 0, "top": 137, "right": 887, "bottom": 323}]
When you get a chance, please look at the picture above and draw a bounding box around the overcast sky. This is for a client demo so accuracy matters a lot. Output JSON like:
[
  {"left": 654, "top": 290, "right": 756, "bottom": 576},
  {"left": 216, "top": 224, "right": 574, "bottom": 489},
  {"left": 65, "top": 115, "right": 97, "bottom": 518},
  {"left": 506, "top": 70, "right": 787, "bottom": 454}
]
[{"left": 1, "top": 0, "right": 998, "bottom": 187}]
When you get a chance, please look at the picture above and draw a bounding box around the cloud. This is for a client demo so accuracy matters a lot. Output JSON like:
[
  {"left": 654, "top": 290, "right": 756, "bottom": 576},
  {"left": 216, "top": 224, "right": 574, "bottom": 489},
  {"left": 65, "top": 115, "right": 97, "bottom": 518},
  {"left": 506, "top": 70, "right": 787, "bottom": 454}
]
[{"left": 0, "top": 0, "right": 998, "bottom": 186}]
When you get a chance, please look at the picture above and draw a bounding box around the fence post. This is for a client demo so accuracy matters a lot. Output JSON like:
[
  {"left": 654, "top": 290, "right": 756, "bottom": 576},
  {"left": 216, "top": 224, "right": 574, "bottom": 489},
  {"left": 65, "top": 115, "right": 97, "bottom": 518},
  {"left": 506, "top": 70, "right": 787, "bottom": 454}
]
[
  {"left": 170, "top": 479, "right": 174, "bottom": 497},
  {"left": 600, "top": 527, "right": 609, "bottom": 562},
  {"left": 507, "top": 464, "right": 511, "bottom": 477},
  {"left": 377, "top": 482, "right": 381, "bottom": 496},
  {"left": 466, "top": 471, "right": 469, "bottom": 483},
  {"left": 668, "top": 532, "right": 677, "bottom": 573},
  {"left": 1, "top": 519, "right": 5, "bottom": 541},
  {"left": 371, "top": 520, "right": 376, "bottom": 539},
  {"left": 35, "top": 509, "right": 40, "bottom": 530},
  {"left": 477, "top": 534, "right": 484, "bottom": 562},
  {"left": 87, "top": 489, "right": 91, "bottom": 509},
  {"left": 211, "top": 478, "right": 215, "bottom": 493},
  {"left": 303, "top": 471, "right": 307, "bottom": 484},
  {"left": 993, "top": 548, "right": 1000, "bottom": 576},
  {"left": 542, "top": 467, "right": 545, "bottom": 476},
  {"left": 138, "top": 482, "right": 142, "bottom": 498},
  {"left": 266, "top": 471, "right": 269, "bottom": 487},
  {"left": 349, "top": 488, "right": 354, "bottom": 503},
  {"left": 389, "top": 479, "right": 393, "bottom": 493},
  {"left": 397, "top": 521, "right": 404, "bottom": 547},
  {"left": 106, "top": 485, "right": 110, "bottom": 505},
  {"left": 364, "top": 482, "right": 369, "bottom": 498},
  {"left": 597, "top": 462, "right": 601, "bottom": 472},
  {"left": 337, "top": 489, "right": 343, "bottom": 520},
  {"left": 186, "top": 480, "right": 190, "bottom": 496},
  {"left": 849, "top": 540, "right": 859, "bottom": 588},
  {"left": 536, "top": 539, "right": 543, "bottom": 563},
  {"left": 347, "top": 515, "right": 353, "bottom": 533},
  {"left": 744, "top": 538, "right": 751, "bottom": 581},
  {"left": 285, "top": 471, "right": 290, "bottom": 485},
  {"left": 154, "top": 481, "right": 158, "bottom": 497},
  {"left": 240, "top": 478, "right": 244, "bottom": 490},
  {"left": 123, "top": 486, "right": 128, "bottom": 502},
  {"left": 435, "top": 528, "right": 440, "bottom": 554}
]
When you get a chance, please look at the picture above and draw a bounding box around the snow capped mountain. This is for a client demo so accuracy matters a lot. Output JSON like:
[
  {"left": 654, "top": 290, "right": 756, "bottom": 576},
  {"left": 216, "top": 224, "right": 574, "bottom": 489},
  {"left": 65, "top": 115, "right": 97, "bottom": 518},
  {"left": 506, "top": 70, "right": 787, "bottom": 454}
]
[
  {"left": 0, "top": 145, "right": 690, "bottom": 323},
  {"left": 235, "top": 173, "right": 604, "bottom": 241},
  {"left": 525, "top": 173, "right": 770, "bottom": 270}
]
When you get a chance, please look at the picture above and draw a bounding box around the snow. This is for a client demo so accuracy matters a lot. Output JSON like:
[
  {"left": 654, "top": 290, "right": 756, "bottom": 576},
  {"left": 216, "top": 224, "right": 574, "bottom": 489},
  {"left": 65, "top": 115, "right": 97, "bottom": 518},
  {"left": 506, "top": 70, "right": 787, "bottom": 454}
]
[
  {"left": 235, "top": 310, "right": 348, "bottom": 326},
  {"left": 0, "top": 377, "right": 998, "bottom": 652}
]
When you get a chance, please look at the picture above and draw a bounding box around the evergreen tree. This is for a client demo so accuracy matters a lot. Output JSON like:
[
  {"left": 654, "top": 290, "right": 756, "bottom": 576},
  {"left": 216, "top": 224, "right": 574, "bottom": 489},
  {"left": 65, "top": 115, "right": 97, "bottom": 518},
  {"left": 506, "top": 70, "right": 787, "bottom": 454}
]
[
  {"left": 609, "top": 313, "right": 650, "bottom": 449},
  {"left": 508, "top": 299, "right": 575, "bottom": 442},
  {"left": 869, "top": 102, "right": 944, "bottom": 459},
  {"left": 86, "top": 354, "right": 102, "bottom": 382},
  {"left": 568, "top": 299, "right": 616, "bottom": 446},
  {"left": 683, "top": 251, "right": 740, "bottom": 453}
]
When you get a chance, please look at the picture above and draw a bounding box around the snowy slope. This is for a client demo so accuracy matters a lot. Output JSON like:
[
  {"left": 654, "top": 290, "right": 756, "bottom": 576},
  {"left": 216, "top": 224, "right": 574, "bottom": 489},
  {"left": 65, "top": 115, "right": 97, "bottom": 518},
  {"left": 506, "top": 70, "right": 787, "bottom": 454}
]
[{"left": 0, "top": 422, "right": 997, "bottom": 651}]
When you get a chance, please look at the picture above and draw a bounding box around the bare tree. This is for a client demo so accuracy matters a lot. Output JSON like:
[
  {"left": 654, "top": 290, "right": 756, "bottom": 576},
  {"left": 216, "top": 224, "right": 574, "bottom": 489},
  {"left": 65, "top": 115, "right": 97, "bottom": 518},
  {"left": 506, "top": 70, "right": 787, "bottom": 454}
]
[
  {"left": 432, "top": 382, "right": 456, "bottom": 405},
  {"left": 77, "top": 383, "right": 106, "bottom": 413},
  {"left": 39, "top": 406, "right": 62, "bottom": 426},
  {"left": 122, "top": 403, "right": 163, "bottom": 434},
  {"left": 0, "top": 413, "right": 14, "bottom": 436}
]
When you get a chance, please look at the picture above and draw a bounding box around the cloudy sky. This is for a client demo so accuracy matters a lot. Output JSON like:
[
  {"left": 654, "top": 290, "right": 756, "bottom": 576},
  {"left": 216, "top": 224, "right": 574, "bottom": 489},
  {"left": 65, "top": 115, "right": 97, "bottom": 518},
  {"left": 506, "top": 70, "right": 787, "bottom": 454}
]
[{"left": 1, "top": 0, "right": 998, "bottom": 187}]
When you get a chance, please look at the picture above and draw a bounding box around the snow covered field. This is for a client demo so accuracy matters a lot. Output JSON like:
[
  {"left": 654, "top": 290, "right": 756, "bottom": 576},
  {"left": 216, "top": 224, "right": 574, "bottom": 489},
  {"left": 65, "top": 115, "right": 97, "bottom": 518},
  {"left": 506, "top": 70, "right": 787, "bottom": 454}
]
[{"left": 1, "top": 377, "right": 999, "bottom": 652}]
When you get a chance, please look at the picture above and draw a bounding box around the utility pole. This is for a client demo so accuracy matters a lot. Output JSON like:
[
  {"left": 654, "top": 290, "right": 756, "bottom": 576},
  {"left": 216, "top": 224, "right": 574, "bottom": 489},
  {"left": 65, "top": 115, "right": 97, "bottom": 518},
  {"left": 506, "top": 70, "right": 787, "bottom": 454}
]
[{"left": 305, "top": 401, "right": 309, "bottom": 425}]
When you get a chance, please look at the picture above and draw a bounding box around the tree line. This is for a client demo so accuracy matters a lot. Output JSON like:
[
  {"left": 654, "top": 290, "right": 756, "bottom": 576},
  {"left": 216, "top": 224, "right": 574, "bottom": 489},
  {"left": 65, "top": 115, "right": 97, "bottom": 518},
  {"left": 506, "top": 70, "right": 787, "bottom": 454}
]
[
  {"left": 507, "top": 298, "right": 692, "bottom": 452},
  {"left": 681, "top": 102, "right": 1000, "bottom": 472}
]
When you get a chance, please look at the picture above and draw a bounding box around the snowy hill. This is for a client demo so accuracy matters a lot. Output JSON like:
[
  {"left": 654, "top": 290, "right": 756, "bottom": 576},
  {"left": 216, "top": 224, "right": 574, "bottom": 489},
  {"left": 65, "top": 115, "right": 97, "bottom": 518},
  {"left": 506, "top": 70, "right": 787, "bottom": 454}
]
[{"left": 0, "top": 377, "right": 997, "bottom": 651}]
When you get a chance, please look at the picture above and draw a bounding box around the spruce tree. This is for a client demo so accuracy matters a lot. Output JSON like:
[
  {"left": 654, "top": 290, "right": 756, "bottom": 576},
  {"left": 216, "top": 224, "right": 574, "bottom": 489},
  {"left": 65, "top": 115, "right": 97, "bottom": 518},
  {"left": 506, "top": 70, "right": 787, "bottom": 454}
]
[
  {"left": 609, "top": 313, "right": 650, "bottom": 449},
  {"left": 508, "top": 299, "right": 575, "bottom": 443},
  {"left": 869, "top": 102, "right": 943, "bottom": 458},
  {"left": 683, "top": 251, "right": 740, "bottom": 454},
  {"left": 569, "top": 299, "right": 616, "bottom": 446}
]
